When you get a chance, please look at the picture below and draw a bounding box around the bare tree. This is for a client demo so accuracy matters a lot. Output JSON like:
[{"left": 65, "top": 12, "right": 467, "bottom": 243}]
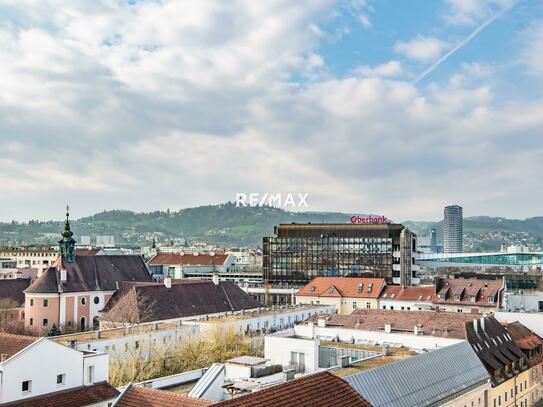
[
  {"left": 100, "top": 288, "right": 156, "bottom": 328},
  {"left": 108, "top": 326, "right": 262, "bottom": 387},
  {"left": 0, "top": 298, "right": 22, "bottom": 333}
]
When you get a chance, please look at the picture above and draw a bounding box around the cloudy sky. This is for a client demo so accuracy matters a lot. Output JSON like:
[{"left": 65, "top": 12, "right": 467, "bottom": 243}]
[{"left": 1, "top": 0, "right": 543, "bottom": 222}]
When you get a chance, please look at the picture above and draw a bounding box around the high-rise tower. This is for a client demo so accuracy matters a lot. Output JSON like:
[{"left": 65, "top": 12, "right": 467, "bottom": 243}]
[{"left": 443, "top": 205, "right": 463, "bottom": 253}]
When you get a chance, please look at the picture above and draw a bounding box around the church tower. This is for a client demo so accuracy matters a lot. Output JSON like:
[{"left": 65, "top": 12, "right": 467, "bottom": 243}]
[{"left": 59, "top": 206, "right": 76, "bottom": 263}]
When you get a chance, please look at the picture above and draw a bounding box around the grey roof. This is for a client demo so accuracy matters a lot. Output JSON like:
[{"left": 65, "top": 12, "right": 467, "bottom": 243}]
[
  {"left": 346, "top": 341, "right": 490, "bottom": 407},
  {"left": 188, "top": 363, "right": 225, "bottom": 399},
  {"left": 25, "top": 255, "right": 152, "bottom": 294}
]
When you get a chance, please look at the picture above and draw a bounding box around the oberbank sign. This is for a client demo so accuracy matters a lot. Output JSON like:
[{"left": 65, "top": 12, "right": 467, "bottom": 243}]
[{"left": 350, "top": 215, "right": 388, "bottom": 224}]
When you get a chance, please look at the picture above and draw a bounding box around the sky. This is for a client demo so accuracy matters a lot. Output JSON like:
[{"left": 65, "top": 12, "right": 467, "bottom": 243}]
[{"left": 1, "top": 0, "right": 543, "bottom": 222}]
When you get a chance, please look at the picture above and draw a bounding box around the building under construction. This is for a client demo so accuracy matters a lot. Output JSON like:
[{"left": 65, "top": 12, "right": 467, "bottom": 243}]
[{"left": 263, "top": 223, "right": 419, "bottom": 286}]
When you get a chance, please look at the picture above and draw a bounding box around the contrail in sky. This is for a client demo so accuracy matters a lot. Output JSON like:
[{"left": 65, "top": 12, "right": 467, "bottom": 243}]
[{"left": 414, "top": 4, "right": 515, "bottom": 84}]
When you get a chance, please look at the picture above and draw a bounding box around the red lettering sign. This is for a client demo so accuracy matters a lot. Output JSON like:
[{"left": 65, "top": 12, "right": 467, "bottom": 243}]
[{"left": 350, "top": 215, "right": 388, "bottom": 224}]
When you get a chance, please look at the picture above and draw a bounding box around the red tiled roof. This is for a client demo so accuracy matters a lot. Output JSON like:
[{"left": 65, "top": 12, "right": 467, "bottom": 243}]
[
  {"left": 218, "top": 372, "right": 371, "bottom": 407},
  {"left": 148, "top": 253, "right": 229, "bottom": 266},
  {"left": 503, "top": 321, "right": 543, "bottom": 351},
  {"left": 379, "top": 285, "right": 435, "bottom": 302},
  {"left": 296, "top": 277, "right": 386, "bottom": 299},
  {"left": 3, "top": 382, "right": 119, "bottom": 407},
  {"left": 115, "top": 384, "right": 213, "bottom": 407},
  {"left": 434, "top": 278, "right": 503, "bottom": 307},
  {"left": 0, "top": 332, "right": 37, "bottom": 361},
  {"left": 307, "top": 309, "right": 476, "bottom": 339}
]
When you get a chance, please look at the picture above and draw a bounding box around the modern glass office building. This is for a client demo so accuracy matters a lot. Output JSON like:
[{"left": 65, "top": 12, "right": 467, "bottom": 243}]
[
  {"left": 443, "top": 205, "right": 463, "bottom": 254},
  {"left": 263, "top": 223, "right": 418, "bottom": 286}
]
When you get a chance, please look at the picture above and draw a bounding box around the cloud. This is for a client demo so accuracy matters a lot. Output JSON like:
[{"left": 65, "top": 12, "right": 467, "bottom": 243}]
[
  {"left": 355, "top": 61, "right": 403, "bottom": 77},
  {"left": 521, "top": 22, "right": 543, "bottom": 78},
  {"left": 443, "top": 0, "right": 516, "bottom": 26},
  {"left": 342, "top": 0, "right": 374, "bottom": 29},
  {"left": 394, "top": 36, "right": 450, "bottom": 63},
  {"left": 0, "top": 0, "right": 542, "bottom": 222}
]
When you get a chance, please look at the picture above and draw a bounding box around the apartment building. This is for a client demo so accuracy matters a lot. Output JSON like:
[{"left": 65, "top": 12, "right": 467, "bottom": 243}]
[
  {"left": 503, "top": 322, "right": 543, "bottom": 406},
  {"left": 0, "top": 332, "right": 117, "bottom": 405},
  {"left": 147, "top": 252, "right": 235, "bottom": 280},
  {"left": 0, "top": 246, "right": 58, "bottom": 273},
  {"left": 434, "top": 277, "right": 505, "bottom": 313},
  {"left": 465, "top": 317, "right": 531, "bottom": 407},
  {"left": 295, "top": 277, "right": 386, "bottom": 314}
]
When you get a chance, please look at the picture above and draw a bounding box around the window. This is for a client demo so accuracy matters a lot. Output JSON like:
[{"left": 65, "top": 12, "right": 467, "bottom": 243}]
[
  {"left": 56, "top": 374, "right": 65, "bottom": 385},
  {"left": 80, "top": 297, "right": 86, "bottom": 306},
  {"left": 366, "top": 302, "right": 371, "bottom": 309},
  {"left": 21, "top": 380, "right": 31, "bottom": 393},
  {"left": 93, "top": 296, "right": 100, "bottom": 305},
  {"left": 86, "top": 366, "right": 95, "bottom": 385},
  {"left": 29, "top": 318, "right": 33, "bottom": 326},
  {"left": 43, "top": 318, "right": 48, "bottom": 327},
  {"left": 352, "top": 301, "right": 357, "bottom": 309},
  {"left": 43, "top": 299, "right": 48, "bottom": 307},
  {"left": 30, "top": 299, "right": 34, "bottom": 306},
  {"left": 382, "top": 305, "right": 386, "bottom": 309}
]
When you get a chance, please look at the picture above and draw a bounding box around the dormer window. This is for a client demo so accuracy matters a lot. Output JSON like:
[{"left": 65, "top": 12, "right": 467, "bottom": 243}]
[
  {"left": 454, "top": 295, "right": 460, "bottom": 301},
  {"left": 488, "top": 296, "right": 494, "bottom": 303},
  {"left": 328, "top": 287, "right": 334, "bottom": 294},
  {"left": 470, "top": 296, "right": 476, "bottom": 302},
  {"left": 310, "top": 286, "right": 316, "bottom": 292},
  {"left": 367, "top": 283, "right": 373, "bottom": 293},
  {"left": 357, "top": 284, "right": 363, "bottom": 293}
]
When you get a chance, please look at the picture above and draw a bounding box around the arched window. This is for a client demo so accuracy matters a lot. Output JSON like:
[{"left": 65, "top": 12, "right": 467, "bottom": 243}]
[{"left": 79, "top": 316, "right": 86, "bottom": 332}]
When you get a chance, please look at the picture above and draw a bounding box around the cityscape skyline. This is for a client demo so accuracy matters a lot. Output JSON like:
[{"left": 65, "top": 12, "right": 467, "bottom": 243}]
[{"left": 1, "top": 1, "right": 543, "bottom": 221}]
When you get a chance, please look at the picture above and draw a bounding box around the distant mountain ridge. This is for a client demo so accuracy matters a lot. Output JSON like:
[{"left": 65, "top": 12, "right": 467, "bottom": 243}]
[{"left": 1, "top": 203, "right": 542, "bottom": 250}]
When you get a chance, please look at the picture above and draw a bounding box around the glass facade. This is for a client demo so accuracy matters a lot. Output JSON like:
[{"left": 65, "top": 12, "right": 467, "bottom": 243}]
[
  {"left": 263, "top": 223, "right": 413, "bottom": 284},
  {"left": 423, "top": 253, "right": 543, "bottom": 266}
]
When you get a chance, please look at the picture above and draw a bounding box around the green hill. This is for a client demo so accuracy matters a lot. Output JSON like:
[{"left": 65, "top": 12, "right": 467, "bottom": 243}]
[{"left": 1, "top": 204, "right": 542, "bottom": 250}]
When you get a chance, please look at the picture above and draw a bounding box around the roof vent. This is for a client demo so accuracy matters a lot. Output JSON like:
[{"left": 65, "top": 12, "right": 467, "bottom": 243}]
[{"left": 60, "top": 268, "right": 67, "bottom": 283}]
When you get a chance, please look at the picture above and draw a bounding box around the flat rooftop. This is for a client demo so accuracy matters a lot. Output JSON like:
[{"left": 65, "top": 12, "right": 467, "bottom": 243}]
[
  {"left": 226, "top": 356, "right": 268, "bottom": 366},
  {"left": 200, "top": 304, "right": 333, "bottom": 323}
]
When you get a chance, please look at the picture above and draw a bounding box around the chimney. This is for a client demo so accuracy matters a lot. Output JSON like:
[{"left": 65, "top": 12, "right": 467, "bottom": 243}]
[
  {"left": 384, "top": 323, "right": 392, "bottom": 333},
  {"left": 473, "top": 319, "right": 478, "bottom": 334},
  {"left": 60, "top": 268, "right": 67, "bottom": 283},
  {"left": 317, "top": 318, "right": 327, "bottom": 328},
  {"left": 164, "top": 277, "right": 171, "bottom": 289},
  {"left": 212, "top": 273, "right": 219, "bottom": 285}
]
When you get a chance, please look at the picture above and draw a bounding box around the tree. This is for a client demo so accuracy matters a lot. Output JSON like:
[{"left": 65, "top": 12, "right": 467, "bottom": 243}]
[
  {"left": 0, "top": 298, "right": 20, "bottom": 332},
  {"left": 100, "top": 288, "right": 156, "bottom": 328},
  {"left": 48, "top": 324, "right": 61, "bottom": 336},
  {"left": 108, "top": 326, "right": 262, "bottom": 387}
]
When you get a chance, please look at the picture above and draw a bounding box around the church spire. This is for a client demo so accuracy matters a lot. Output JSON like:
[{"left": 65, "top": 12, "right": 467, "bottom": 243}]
[{"left": 59, "top": 205, "right": 76, "bottom": 263}]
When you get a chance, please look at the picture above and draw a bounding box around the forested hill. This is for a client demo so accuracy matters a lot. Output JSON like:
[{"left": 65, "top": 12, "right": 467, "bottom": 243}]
[{"left": 1, "top": 203, "right": 542, "bottom": 250}]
